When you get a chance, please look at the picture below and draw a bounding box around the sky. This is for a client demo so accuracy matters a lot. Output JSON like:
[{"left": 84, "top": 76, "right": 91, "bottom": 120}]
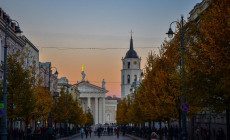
[{"left": 0, "top": 0, "right": 201, "bottom": 97}]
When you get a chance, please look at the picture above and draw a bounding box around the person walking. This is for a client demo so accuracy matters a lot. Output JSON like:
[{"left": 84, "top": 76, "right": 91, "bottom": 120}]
[
  {"left": 151, "top": 132, "right": 158, "bottom": 140},
  {"left": 47, "top": 126, "right": 54, "bottom": 140},
  {"left": 85, "top": 128, "right": 89, "bottom": 138},
  {"left": 116, "top": 127, "right": 120, "bottom": 138},
  {"left": 216, "top": 128, "right": 225, "bottom": 140},
  {"left": 80, "top": 127, "right": 85, "bottom": 139},
  {"left": 89, "top": 127, "right": 92, "bottom": 137},
  {"left": 108, "top": 126, "right": 110, "bottom": 136},
  {"left": 97, "top": 127, "right": 101, "bottom": 138}
]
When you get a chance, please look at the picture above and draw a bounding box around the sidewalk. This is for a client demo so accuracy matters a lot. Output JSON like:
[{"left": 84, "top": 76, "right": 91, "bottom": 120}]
[
  {"left": 57, "top": 133, "right": 80, "bottom": 140},
  {"left": 125, "top": 134, "right": 145, "bottom": 140}
]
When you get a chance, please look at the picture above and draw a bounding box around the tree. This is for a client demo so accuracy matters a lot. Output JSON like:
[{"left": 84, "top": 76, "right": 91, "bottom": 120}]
[
  {"left": 116, "top": 99, "right": 128, "bottom": 125},
  {"left": 185, "top": 0, "right": 230, "bottom": 138},
  {"left": 86, "top": 109, "right": 94, "bottom": 126},
  {"left": 32, "top": 84, "right": 53, "bottom": 121}
]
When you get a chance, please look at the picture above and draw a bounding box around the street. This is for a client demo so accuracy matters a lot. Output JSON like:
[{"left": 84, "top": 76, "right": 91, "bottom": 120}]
[{"left": 69, "top": 134, "right": 139, "bottom": 140}]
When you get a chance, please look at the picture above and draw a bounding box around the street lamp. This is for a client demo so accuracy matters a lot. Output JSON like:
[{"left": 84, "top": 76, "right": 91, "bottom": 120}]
[
  {"left": 1, "top": 17, "right": 22, "bottom": 140},
  {"left": 166, "top": 15, "right": 187, "bottom": 140},
  {"left": 40, "top": 65, "right": 58, "bottom": 127},
  {"left": 65, "top": 84, "right": 70, "bottom": 137}
]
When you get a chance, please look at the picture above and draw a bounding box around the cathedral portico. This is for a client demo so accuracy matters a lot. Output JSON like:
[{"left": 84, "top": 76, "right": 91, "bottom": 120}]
[{"left": 73, "top": 65, "right": 117, "bottom": 125}]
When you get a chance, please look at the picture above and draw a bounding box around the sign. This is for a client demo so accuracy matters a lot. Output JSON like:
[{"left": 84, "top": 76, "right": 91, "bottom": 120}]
[
  {"left": 0, "top": 103, "right": 4, "bottom": 109},
  {"left": 0, "top": 109, "right": 3, "bottom": 117},
  {"left": 181, "top": 103, "right": 190, "bottom": 111}
]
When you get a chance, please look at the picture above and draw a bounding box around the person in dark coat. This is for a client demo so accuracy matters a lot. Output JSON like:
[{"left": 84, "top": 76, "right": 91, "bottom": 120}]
[
  {"left": 97, "top": 127, "right": 101, "bottom": 138},
  {"left": 168, "top": 126, "right": 174, "bottom": 140},
  {"left": 85, "top": 128, "right": 89, "bottom": 138},
  {"left": 216, "top": 128, "right": 225, "bottom": 140}
]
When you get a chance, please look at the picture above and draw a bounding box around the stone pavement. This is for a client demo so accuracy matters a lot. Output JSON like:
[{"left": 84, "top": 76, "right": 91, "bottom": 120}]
[{"left": 67, "top": 134, "right": 143, "bottom": 140}]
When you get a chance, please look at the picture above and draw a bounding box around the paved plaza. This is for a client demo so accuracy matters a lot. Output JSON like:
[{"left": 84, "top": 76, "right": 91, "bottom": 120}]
[{"left": 69, "top": 134, "right": 139, "bottom": 140}]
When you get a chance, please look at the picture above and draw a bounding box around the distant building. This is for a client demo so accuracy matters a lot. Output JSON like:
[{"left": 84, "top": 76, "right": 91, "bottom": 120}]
[
  {"left": 121, "top": 34, "right": 143, "bottom": 100},
  {"left": 39, "top": 62, "right": 58, "bottom": 97}
]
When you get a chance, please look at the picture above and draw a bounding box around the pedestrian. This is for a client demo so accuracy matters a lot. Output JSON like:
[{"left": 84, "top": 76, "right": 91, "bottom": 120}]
[
  {"left": 85, "top": 128, "right": 89, "bottom": 138},
  {"left": 108, "top": 126, "right": 110, "bottom": 136},
  {"left": 89, "top": 127, "right": 92, "bottom": 137},
  {"left": 164, "top": 126, "right": 168, "bottom": 138},
  {"left": 168, "top": 126, "right": 173, "bottom": 140},
  {"left": 47, "top": 126, "right": 54, "bottom": 140},
  {"left": 216, "top": 128, "right": 225, "bottom": 140},
  {"left": 97, "top": 127, "right": 101, "bottom": 138},
  {"left": 174, "top": 126, "right": 178, "bottom": 140},
  {"left": 80, "top": 127, "right": 84, "bottom": 139},
  {"left": 116, "top": 127, "right": 120, "bottom": 138},
  {"left": 151, "top": 132, "right": 158, "bottom": 140}
]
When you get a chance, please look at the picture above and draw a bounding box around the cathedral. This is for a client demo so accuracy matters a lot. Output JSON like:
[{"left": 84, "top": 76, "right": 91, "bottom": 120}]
[
  {"left": 73, "top": 67, "right": 117, "bottom": 125},
  {"left": 121, "top": 33, "right": 143, "bottom": 100}
]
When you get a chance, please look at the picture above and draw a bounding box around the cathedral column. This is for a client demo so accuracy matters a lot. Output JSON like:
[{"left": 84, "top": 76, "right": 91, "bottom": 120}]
[
  {"left": 87, "top": 97, "right": 91, "bottom": 110},
  {"left": 94, "top": 97, "right": 98, "bottom": 125},
  {"left": 102, "top": 97, "right": 105, "bottom": 124}
]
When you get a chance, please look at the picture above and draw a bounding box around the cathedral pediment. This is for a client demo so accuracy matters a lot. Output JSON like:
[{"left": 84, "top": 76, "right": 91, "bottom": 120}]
[{"left": 74, "top": 81, "right": 108, "bottom": 94}]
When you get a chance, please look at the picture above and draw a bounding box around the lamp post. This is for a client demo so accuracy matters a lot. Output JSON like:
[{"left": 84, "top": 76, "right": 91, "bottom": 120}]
[
  {"left": 40, "top": 65, "right": 58, "bottom": 127},
  {"left": 48, "top": 66, "right": 58, "bottom": 128},
  {"left": 1, "top": 17, "right": 22, "bottom": 140},
  {"left": 65, "top": 84, "right": 69, "bottom": 137},
  {"left": 166, "top": 15, "right": 187, "bottom": 140}
]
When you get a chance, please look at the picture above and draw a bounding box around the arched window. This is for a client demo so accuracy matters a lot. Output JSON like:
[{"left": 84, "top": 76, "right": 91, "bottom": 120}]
[
  {"left": 127, "top": 75, "right": 130, "bottom": 84},
  {"left": 128, "top": 62, "right": 130, "bottom": 69},
  {"left": 134, "top": 75, "right": 137, "bottom": 81}
]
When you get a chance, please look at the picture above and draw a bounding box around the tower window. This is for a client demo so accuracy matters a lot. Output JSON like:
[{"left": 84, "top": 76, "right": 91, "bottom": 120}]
[
  {"left": 134, "top": 75, "right": 137, "bottom": 81},
  {"left": 128, "top": 62, "right": 130, "bottom": 69},
  {"left": 127, "top": 75, "right": 130, "bottom": 84}
]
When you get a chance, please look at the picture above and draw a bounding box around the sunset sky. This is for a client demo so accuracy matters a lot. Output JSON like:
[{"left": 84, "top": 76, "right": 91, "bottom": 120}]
[{"left": 1, "top": 0, "right": 200, "bottom": 97}]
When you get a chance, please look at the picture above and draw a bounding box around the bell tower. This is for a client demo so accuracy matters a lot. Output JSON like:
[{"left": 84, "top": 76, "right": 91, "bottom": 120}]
[{"left": 121, "top": 32, "right": 142, "bottom": 99}]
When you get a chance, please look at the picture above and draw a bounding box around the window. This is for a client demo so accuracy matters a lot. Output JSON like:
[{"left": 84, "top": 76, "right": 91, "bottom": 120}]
[
  {"left": 128, "top": 62, "right": 130, "bottom": 69},
  {"left": 127, "top": 75, "right": 130, "bottom": 84}
]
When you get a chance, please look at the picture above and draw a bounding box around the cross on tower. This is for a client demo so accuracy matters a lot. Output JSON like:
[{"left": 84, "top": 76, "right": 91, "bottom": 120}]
[{"left": 130, "top": 30, "right": 134, "bottom": 37}]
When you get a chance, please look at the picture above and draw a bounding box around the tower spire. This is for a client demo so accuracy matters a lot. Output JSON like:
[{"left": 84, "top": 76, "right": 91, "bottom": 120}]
[{"left": 130, "top": 30, "right": 134, "bottom": 50}]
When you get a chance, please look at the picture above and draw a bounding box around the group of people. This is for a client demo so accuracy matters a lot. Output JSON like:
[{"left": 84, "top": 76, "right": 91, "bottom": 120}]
[
  {"left": 80, "top": 127, "right": 92, "bottom": 139},
  {"left": 196, "top": 127, "right": 225, "bottom": 140},
  {"left": 6, "top": 125, "right": 55, "bottom": 140},
  {"left": 79, "top": 126, "right": 120, "bottom": 139}
]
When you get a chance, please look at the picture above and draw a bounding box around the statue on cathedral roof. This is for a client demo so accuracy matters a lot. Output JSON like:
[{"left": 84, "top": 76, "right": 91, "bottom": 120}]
[
  {"left": 81, "top": 65, "right": 86, "bottom": 81},
  {"left": 102, "top": 79, "right": 105, "bottom": 89}
]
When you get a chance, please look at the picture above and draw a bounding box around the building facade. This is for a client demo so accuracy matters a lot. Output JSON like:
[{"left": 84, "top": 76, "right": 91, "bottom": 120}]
[
  {"left": 121, "top": 35, "right": 142, "bottom": 100},
  {"left": 39, "top": 62, "right": 58, "bottom": 97},
  {"left": 0, "top": 8, "right": 39, "bottom": 81},
  {"left": 73, "top": 69, "right": 117, "bottom": 125}
]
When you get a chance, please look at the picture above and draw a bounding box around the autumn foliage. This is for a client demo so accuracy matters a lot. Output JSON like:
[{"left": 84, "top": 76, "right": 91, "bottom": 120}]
[{"left": 116, "top": 0, "right": 230, "bottom": 137}]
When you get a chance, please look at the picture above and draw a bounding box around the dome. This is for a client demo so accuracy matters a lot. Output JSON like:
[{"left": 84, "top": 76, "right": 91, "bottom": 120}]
[
  {"left": 124, "top": 36, "right": 139, "bottom": 59},
  {"left": 125, "top": 49, "right": 138, "bottom": 58}
]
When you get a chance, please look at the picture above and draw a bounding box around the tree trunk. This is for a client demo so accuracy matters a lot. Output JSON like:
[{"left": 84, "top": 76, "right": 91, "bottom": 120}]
[
  {"left": 191, "top": 117, "right": 195, "bottom": 140},
  {"left": 159, "top": 121, "right": 162, "bottom": 140},
  {"left": 148, "top": 120, "right": 151, "bottom": 140},
  {"left": 25, "top": 119, "right": 28, "bottom": 140},
  {"left": 35, "top": 121, "right": 37, "bottom": 130},
  {"left": 226, "top": 109, "right": 230, "bottom": 140}
]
